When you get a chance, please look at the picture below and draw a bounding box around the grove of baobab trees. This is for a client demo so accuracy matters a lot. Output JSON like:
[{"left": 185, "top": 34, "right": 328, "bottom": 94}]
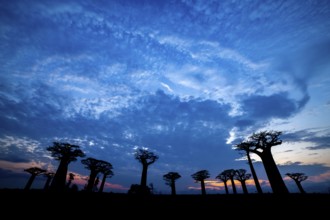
[{"left": 22, "top": 130, "right": 307, "bottom": 195}]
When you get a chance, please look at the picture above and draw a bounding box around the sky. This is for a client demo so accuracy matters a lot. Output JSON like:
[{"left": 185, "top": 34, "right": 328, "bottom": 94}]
[{"left": 0, "top": 0, "right": 330, "bottom": 194}]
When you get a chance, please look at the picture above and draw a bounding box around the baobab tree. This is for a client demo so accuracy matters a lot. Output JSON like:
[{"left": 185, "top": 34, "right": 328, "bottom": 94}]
[
  {"left": 24, "top": 167, "right": 46, "bottom": 190},
  {"left": 47, "top": 142, "right": 85, "bottom": 191},
  {"left": 163, "top": 172, "right": 181, "bottom": 196},
  {"left": 235, "top": 142, "right": 263, "bottom": 194},
  {"left": 191, "top": 170, "right": 210, "bottom": 195},
  {"left": 223, "top": 169, "right": 237, "bottom": 194},
  {"left": 81, "top": 157, "right": 112, "bottom": 192},
  {"left": 235, "top": 131, "right": 289, "bottom": 194},
  {"left": 234, "top": 169, "right": 251, "bottom": 194},
  {"left": 43, "top": 172, "right": 55, "bottom": 190},
  {"left": 286, "top": 173, "right": 308, "bottom": 194},
  {"left": 134, "top": 148, "right": 159, "bottom": 194},
  {"left": 99, "top": 163, "right": 114, "bottom": 193},
  {"left": 215, "top": 171, "right": 230, "bottom": 194}
]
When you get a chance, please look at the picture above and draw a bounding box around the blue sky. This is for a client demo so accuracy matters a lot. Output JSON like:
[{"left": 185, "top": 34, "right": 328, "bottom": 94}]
[{"left": 0, "top": 0, "right": 330, "bottom": 194}]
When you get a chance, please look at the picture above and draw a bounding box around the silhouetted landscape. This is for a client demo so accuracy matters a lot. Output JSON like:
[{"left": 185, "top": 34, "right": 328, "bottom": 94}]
[{"left": 1, "top": 3, "right": 330, "bottom": 217}]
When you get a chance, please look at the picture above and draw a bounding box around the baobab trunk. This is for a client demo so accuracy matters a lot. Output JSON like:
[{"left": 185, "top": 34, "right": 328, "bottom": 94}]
[
  {"left": 247, "top": 151, "right": 263, "bottom": 194},
  {"left": 99, "top": 175, "right": 107, "bottom": 193},
  {"left": 140, "top": 164, "right": 148, "bottom": 188},
  {"left": 201, "top": 180, "right": 206, "bottom": 195},
  {"left": 230, "top": 177, "right": 237, "bottom": 194},
  {"left": 295, "top": 180, "right": 306, "bottom": 194},
  {"left": 261, "top": 149, "right": 289, "bottom": 194},
  {"left": 171, "top": 181, "right": 176, "bottom": 196},
  {"left": 24, "top": 175, "right": 36, "bottom": 190},
  {"left": 241, "top": 181, "right": 249, "bottom": 194},
  {"left": 224, "top": 182, "right": 229, "bottom": 194},
  {"left": 43, "top": 176, "right": 53, "bottom": 190},
  {"left": 86, "top": 171, "right": 98, "bottom": 192},
  {"left": 50, "top": 160, "right": 68, "bottom": 191}
]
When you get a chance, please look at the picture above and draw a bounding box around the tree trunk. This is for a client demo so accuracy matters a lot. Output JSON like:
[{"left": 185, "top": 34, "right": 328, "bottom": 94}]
[
  {"left": 43, "top": 176, "right": 52, "bottom": 190},
  {"left": 230, "top": 177, "right": 237, "bottom": 194},
  {"left": 140, "top": 164, "right": 148, "bottom": 187},
  {"left": 86, "top": 171, "right": 98, "bottom": 192},
  {"left": 247, "top": 151, "right": 263, "bottom": 194},
  {"left": 295, "top": 180, "right": 306, "bottom": 194},
  {"left": 171, "top": 181, "right": 176, "bottom": 196},
  {"left": 99, "top": 174, "right": 107, "bottom": 193},
  {"left": 241, "top": 181, "right": 249, "bottom": 194},
  {"left": 261, "top": 149, "right": 289, "bottom": 194},
  {"left": 201, "top": 180, "right": 206, "bottom": 195},
  {"left": 50, "top": 159, "right": 69, "bottom": 191},
  {"left": 24, "top": 174, "right": 36, "bottom": 190},
  {"left": 224, "top": 181, "right": 229, "bottom": 194}
]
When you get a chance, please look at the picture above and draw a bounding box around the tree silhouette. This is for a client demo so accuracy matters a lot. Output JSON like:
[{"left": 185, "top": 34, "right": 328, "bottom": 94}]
[
  {"left": 163, "top": 172, "right": 181, "bottom": 196},
  {"left": 66, "top": 172, "right": 75, "bottom": 188},
  {"left": 24, "top": 167, "right": 46, "bottom": 190},
  {"left": 234, "top": 169, "right": 251, "bottom": 194},
  {"left": 134, "top": 148, "right": 159, "bottom": 194},
  {"left": 47, "top": 142, "right": 85, "bottom": 191},
  {"left": 286, "top": 173, "right": 308, "bottom": 194},
  {"left": 223, "top": 169, "right": 237, "bottom": 194},
  {"left": 191, "top": 170, "right": 210, "bottom": 195},
  {"left": 215, "top": 171, "right": 230, "bottom": 194},
  {"left": 235, "top": 142, "right": 263, "bottom": 194},
  {"left": 235, "top": 131, "right": 289, "bottom": 194},
  {"left": 43, "top": 172, "right": 55, "bottom": 191},
  {"left": 81, "top": 157, "right": 112, "bottom": 192},
  {"left": 93, "top": 176, "right": 100, "bottom": 192},
  {"left": 98, "top": 163, "right": 114, "bottom": 193}
]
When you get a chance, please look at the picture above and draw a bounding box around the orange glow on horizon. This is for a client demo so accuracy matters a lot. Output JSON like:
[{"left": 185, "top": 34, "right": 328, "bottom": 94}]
[
  {"left": 0, "top": 159, "right": 47, "bottom": 173},
  {"left": 188, "top": 178, "right": 272, "bottom": 191}
]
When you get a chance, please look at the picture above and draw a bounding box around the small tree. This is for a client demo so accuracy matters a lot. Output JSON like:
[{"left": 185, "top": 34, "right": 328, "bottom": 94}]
[
  {"left": 134, "top": 148, "right": 159, "bottom": 194},
  {"left": 191, "top": 170, "right": 210, "bottom": 195},
  {"left": 234, "top": 169, "right": 251, "bottom": 194},
  {"left": 43, "top": 172, "right": 55, "bottom": 191},
  {"left": 98, "top": 164, "right": 114, "bottom": 193},
  {"left": 223, "top": 169, "right": 237, "bottom": 194},
  {"left": 286, "top": 173, "right": 308, "bottom": 194},
  {"left": 81, "top": 157, "right": 112, "bottom": 192},
  {"left": 215, "top": 171, "right": 230, "bottom": 194},
  {"left": 235, "top": 142, "right": 263, "bottom": 194},
  {"left": 47, "top": 142, "right": 85, "bottom": 191},
  {"left": 163, "top": 172, "right": 181, "bottom": 196},
  {"left": 24, "top": 167, "right": 46, "bottom": 190}
]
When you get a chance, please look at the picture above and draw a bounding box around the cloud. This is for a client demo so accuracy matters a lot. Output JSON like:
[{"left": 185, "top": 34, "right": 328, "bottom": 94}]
[
  {"left": 283, "top": 128, "right": 330, "bottom": 150},
  {"left": 279, "top": 161, "right": 330, "bottom": 178},
  {"left": 240, "top": 92, "right": 301, "bottom": 120}
]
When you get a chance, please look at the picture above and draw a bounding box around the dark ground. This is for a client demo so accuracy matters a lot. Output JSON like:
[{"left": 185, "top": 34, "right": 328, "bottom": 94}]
[{"left": 1, "top": 189, "right": 329, "bottom": 217}]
